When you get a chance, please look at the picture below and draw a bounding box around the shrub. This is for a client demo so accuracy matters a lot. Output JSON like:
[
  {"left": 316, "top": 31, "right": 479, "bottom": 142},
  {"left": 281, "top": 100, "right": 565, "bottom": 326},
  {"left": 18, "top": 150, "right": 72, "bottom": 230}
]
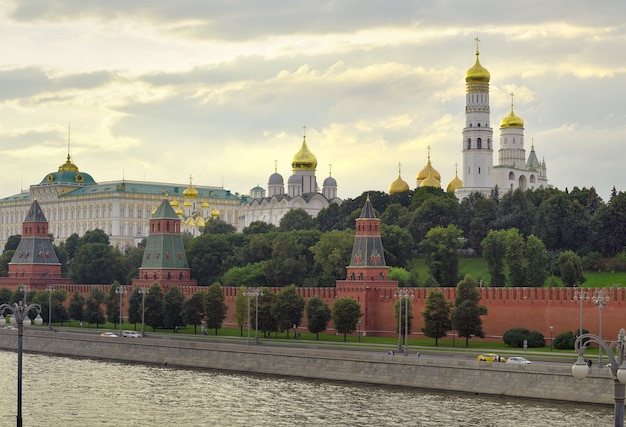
[
  {"left": 554, "top": 329, "right": 589, "bottom": 350},
  {"left": 503, "top": 327, "right": 545, "bottom": 348}
]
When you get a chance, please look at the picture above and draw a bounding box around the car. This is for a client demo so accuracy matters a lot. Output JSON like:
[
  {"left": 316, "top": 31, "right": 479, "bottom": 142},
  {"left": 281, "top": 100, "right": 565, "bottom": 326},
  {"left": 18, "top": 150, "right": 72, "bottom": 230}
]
[
  {"left": 477, "top": 353, "right": 507, "bottom": 363},
  {"left": 506, "top": 356, "right": 532, "bottom": 365},
  {"left": 122, "top": 330, "right": 142, "bottom": 338},
  {"left": 100, "top": 332, "right": 119, "bottom": 337},
  {"left": 2, "top": 325, "right": 18, "bottom": 330}
]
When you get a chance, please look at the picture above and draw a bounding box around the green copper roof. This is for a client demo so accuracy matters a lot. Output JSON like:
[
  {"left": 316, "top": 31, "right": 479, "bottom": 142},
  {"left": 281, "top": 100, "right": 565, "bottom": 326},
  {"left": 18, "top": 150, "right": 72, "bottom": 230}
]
[
  {"left": 153, "top": 198, "right": 179, "bottom": 219},
  {"left": 39, "top": 171, "right": 97, "bottom": 186},
  {"left": 141, "top": 234, "right": 189, "bottom": 269}
]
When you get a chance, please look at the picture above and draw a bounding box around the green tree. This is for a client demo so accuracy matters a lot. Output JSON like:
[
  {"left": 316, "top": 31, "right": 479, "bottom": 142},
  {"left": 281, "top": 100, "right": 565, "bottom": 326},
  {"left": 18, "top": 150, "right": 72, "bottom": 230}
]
[
  {"left": 310, "top": 229, "right": 354, "bottom": 285},
  {"left": 408, "top": 196, "right": 459, "bottom": 243},
  {"left": 526, "top": 235, "right": 549, "bottom": 287},
  {"left": 181, "top": 291, "right": 205, "bottom": 334},
  {"left": 315, "top": 202, "right": 345, "bottom": 232},
  {"left": 457, "top": 193, "right": 497, "bottom": 254},
  {"left": 271, "top": 284, "right": 305, "bottom": 337},
  {"left": 78, "top": 229, "right": 110, "bottom": 246},
  {"left": 279, "top": 208, "right": 315, "bottom": 231},
  {"left": 331, "top": 297, "right": 362, "bottom": 342},
  {"left": 187, "top": 234, "right": 244, "bottom": 285},
  {"left": 243, "top": 221, "right": 277, "bottom": 235},
  {"left": 535, "top": 192, "right": 589, "bottom": 252},
  {"left": 306, "top": 295, "right": 331, "bottom": 340},
  {"left": 68, "top": 290, "right": 85, "bottom": 323},
  {"left": 84, "top": 287, "right": 107, "bottom": 327},
  {"left": 381, "top": 224, "right": 414, "bottom": 267},
  {"left": 106, "top": 281, "right": 122, "bottom": 328},
  {"left": 64, "top": 233, "right": 80, "bottom": 259},
  {"left": 493, "top": 189, "right": 537, "bottom": 237},
  {"left": 4, "top": 234, "right": 21, "bottom": 251},
  {"left": 203, "top": 282, "right": 227, "bottom": 334},
  {"left": 257, "top": 287, "right": 277, "bottom": 337},
  {"left": 222, "top": 262, "right": 268, "bottom": 288},
  {"left": 162, "top": 286, "right": 184, "bottom": 329},
  {"left": 201, "top": 218, "right": 236, "bottom": 235},
  {"left": 69, "top": 243, "right": 125, "bottom": 284},
  {"left": 123, "top": 247, "right": 145, "bottom": 285},
  {"left": 418, "top": 225, "right": 463, "bottom": 287},
  {"left": 451, "top": 275, "right": 487, "bottom": 347},
  {"left": 0, "top": 287, "right": 11, "bottom": 304},
  {"left": 557, "top": 250, "right": 586, "bottom": 287},
  {"left": 144, "top": 283, "right": 164, "bottom": 331},
  {"left": 481, "top": 230, "right": 507, "bottom": 287},
  {"left": 504, "top": 229, "right": 526, "bottom": 287},
  {"left": 0, "top": 250, "right": 15, "bottom": 277},
  {"left": 421, "top": 290, "right": 452, "bottom": 345},
  {"left": 590, "top": 192, "right": 626, "bottom": 257},
  {"left": 264, "top": 233, "right": 309, "bottom": 287},
  {"left": 127, "top": 287, "right": 143, "bottom": 327},
  {"left": 234, "top": 286, "right": 248, "bottom": 336},
  {"left": 380, "top": 203, "right": 411, "bottom": 228}
]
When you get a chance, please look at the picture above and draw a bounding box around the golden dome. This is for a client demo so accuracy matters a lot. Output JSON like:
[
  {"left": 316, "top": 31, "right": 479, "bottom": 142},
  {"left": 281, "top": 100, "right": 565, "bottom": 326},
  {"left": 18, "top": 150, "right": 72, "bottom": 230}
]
[
  {"left": 186, "top": 217, "right": 196, "bottom": 226},
  {"left": 446, "top": 172, "right": 463, "bottom": 193},
  {"left": 500, "top": 94, "right": 524, "bottom": 128},
  {"left": 416, "top": 147, "right": 441, "bottom": 184},
  {"left": 389, "top": 163, "right": 410, "bottom": 194},
  {"left": 201, "top": 200, "right": 210, "bottom": 208},
  {"left": 58, "top": 154, "right": 79, "bottom": 172},
  {"left": 170, "top": 199, "right": 180, "bottom": 207},
  {"left": 183, "top": 176, "right": 199, "bottom": 199},
  {"left": 420, "top": 172, "right": 441, "bottom": 189},
  {"left": 291, "top": 134, "right": 317, "bottom": 171},
  {"left": 183, "top": 200, "right": 192, "bottom": 207},
  {"left": 211, "top": 208, "right": 220, "bottom": 218},
  {"left": 175, "top": 206, "right": 183, "bottom": 216},
  {"left": 465, "top": 49, "right": 490, "bottom": 84},
  {"left": 196, "top": 217, "right": 206, "bottom": 227},
  {"left": 151, "top": 206, "right": 157, "bottom": 215}
]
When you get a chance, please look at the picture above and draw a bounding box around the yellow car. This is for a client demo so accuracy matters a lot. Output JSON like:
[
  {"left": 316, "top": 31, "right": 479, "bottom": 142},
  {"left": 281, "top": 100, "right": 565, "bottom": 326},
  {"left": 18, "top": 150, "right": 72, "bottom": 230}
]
[{"left": 477, "top": 353, "right": 506, "bottom": 363}]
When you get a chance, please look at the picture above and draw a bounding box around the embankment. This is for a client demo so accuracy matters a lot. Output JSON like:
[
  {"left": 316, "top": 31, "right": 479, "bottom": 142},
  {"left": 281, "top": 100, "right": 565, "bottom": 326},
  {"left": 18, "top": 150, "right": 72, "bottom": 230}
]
[{"left": 0, "top": 330, "right": 614, "bottom": 406}]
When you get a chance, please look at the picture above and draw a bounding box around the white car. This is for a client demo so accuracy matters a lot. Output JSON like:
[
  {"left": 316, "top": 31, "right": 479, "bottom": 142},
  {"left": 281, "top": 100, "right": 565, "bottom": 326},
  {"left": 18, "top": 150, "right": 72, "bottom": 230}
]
[
  {"left": 506, "top": 356, "right": 532, "bottom": 364},
  {"left": 100, "top": 332, "right": 119, "bottom": 337},
  {"left": 122, "top": 330, "right": 142, "bottom": 338}
]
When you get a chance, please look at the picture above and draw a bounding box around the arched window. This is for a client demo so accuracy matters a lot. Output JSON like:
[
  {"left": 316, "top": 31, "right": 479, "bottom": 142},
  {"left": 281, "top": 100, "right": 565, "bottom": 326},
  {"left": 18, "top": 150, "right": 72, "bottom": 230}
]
[
  {"left": 477, "top": 138, "right": 482, "bottom": 149},
  {"left": 467, "top": 138, "right": 471, "bottom": 149}
]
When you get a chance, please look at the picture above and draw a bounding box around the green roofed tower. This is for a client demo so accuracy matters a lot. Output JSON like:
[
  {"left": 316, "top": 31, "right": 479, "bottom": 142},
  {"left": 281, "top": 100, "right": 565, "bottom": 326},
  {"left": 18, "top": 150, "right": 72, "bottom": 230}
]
[{"left": 133, "top": 197, "right": 197, "bottom": 290}]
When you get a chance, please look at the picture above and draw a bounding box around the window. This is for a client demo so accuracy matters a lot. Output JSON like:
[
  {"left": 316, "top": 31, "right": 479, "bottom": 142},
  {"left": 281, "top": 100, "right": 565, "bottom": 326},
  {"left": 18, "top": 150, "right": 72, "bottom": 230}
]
[{"left": 477, "top": 138, "right": 482, "bottom": 149}]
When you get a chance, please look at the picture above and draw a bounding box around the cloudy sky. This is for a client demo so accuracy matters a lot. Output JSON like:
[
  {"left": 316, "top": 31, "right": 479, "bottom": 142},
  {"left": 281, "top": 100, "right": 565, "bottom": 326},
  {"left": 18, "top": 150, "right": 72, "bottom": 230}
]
[{"left": 0, "top": 0, "right": 624, "bottom": 202}]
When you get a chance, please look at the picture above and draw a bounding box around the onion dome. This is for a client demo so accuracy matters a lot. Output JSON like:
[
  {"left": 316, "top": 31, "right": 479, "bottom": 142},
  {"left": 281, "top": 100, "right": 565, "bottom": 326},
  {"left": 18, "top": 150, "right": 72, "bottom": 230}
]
[
  {"left": 201, "top": 200, "right": 210, "bottom": 208},
  {"left": 183, "top": 176, "right": 199, "bottom": 199},
  {"left": 211, "top": 208, "right": 220, "bottom": 218},
  {"left": 291, "top": 133, "right": 317, "bottom": 171},
  {"left": 446, "top": 167, "right": 463, "bottom": 193},
  {"left": 175, "top": 206, "right": 183, "bottom": 216},
  {"left": 170, "top": 198, "right": 180, "bottom": 208},
  {"left": 196, "top": 217, "right": 206, "bottom": 227},
  {"left": 465, "top": 46, "right": 490, "bottom": 83},
  {"left": 416, "top": 147, "right": 441, "bottom": 183},
  {"left": 389, "top": 163, "right": 410, "bottom": 194},
  {"left": 500, "top": 94, "right": 524, "bottom": 128},
  {"left": 420, "top": 172, "right": 441, "bottom": 189},
  {"left": 186, "top": 217, "right": 196, "bottom": 226},
  {"left": 184, "top": 200, "right": 192, "bottom": 207}
]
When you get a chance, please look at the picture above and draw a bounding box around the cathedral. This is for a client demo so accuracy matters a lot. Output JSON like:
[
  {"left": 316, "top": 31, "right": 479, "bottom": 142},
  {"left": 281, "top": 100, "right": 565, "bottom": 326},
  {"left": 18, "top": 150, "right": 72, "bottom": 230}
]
[
  {"left": 390, "top": 40, "right": 549, "bottom": 199},
  {"left": 242, "top": 131, "right": 342, "bottom": 227}
]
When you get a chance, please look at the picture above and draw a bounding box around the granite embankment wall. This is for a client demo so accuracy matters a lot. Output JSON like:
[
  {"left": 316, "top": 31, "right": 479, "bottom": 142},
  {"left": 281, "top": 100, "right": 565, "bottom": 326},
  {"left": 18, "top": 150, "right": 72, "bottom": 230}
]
[{"left": 0, "top": 330, "right": 616, "bottom": 406}]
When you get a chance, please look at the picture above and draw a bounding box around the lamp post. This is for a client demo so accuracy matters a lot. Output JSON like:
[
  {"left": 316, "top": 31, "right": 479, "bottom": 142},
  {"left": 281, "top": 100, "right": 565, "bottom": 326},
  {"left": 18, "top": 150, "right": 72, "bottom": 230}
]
[
  {"left": 549, "top": 325, "right": 554, "bottom": 351},
  {"left": 395, "top": 289, "right": 414, "bottom": 356},
  {"left": 572, "top": 328, "right": 626, "bottom": 427},
  {"left": 46, "top": 284, "right": 55, "bottom": 331},
  {"left": 0, "top": 295, "right": 44, "bottom": 427},
  {"left": 573, "top": 290, "right": 589, "bottom": 337},
  {"left": 593, "top": 290, "right": 610, "bottom": 368},
  {"left": 115, "top": 286, "right": 126, "bottom": 337},
  {"left": 243, "top": 288, "right": 263, "bottom": 345},
  {"left": 138, "top": 288, "right": 149, "bottom": 337},
  {"left": 358, "top": 320, "right": 361, "bottom": 343}
]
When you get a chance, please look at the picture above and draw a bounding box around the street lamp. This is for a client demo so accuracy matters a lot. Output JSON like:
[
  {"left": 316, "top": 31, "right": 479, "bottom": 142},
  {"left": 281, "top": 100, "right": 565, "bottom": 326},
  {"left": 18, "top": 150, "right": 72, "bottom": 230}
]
[
  {"left": 593, "top": 290, "right": 610, "bottom": 368},
  {"left": 395, "top": 289, "right": 414, "bottom": 356},
  {"left": 358, "top": 320, "right": 361, "bottom": 343},
  {"left": 572, "top": 328, "right": 626, "bottom": 427},
  {"left": 115, "top": 286, "right": 126, "bottom": 337},
  {"left": 0, "top": 294, "right": 44, "bottom": 427},
  {"left": 549, "top": 325, "right": 554, "bottom": 351},
  {"left": 46, "top": 284, "right": 55, "bottom": 331},
  {"left": 243, "top": 288, "right": 263, "bottom": 345},
  {"left": 573, "top": 290, "right": 589, "bottom": 338},
  {"left": 138, "top": 288, "right": 149, "bottom": 337}
]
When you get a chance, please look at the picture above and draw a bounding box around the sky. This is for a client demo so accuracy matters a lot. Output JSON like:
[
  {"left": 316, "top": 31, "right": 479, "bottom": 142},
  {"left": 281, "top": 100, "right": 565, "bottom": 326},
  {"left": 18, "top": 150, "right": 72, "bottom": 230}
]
[{"left": 0, "top": 0, "right": 625, "bottom": 202}]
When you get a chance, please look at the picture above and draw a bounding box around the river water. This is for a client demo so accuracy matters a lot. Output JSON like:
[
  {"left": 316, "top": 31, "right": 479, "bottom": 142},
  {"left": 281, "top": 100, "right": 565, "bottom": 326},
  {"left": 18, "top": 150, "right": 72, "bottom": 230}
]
[{"left": 0, "top": 350, "right": 613, "bottom": 426}]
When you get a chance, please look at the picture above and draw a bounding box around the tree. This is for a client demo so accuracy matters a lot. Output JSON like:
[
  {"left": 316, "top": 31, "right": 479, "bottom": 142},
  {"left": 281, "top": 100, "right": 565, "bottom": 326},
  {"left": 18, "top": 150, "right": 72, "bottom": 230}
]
[
  {"left": 492, "top": 189, "right": 537, "bottom": 237},
  {"left": 69, "top": 243, "right": 125, "bottom": 284},
  {"left": 381, "top": 224, "right": 414, "bottom": 267},
  {"left": 408, "top": 196, "right": 459, "bottom": 243},
  {"left": 451, "top": 275, "right": 487, "bottom": 347},
  {"left": 162, "top": 286, "right": 185, "bottom": 329},
  {"left": 0, "top": 287, "right": 11, "bottom": 304},
  {"left": 525, "top": 235, "right": 549, "bottom": 287},
  {"left": 503, "top": 328, "right": 545, "bottom": 348},
  {"left": 201, "top": 218, "right": 236, "bottom": 235},
  {"left": 64, "top": 233, "right": 80, "bottom": 259},
  {"left": 187, "top": 234, "right": 244, "bottom": 285},
  {"left": 0, "top": 250, "right": 15, "bottom": 277},
  {"left": 481, "top": 230, "right": 507, "bottom": 287},
  {"left": 331, "top": 297, "right": 362, "bottom": 341},
  {"left": 310, "top": 230, "right": 354, "bottom": 285},
  {"left": 181, "top": 291, "right": 205, "bottom": 334},
  {"left": 315, "top": 203, "right": 345, "bottom": 232},
  {"left": 123, "top": 247, "right": 145, "bottom": 285},
  {"left": 534, "top": 192, "right": 589, "bottom": 252},
  {"left": 279, "top": 208, "right": 314, "bottom": 231},
  {"left": 78, "top": 229, "right": 110, "bottom": 246},
  {"left": 144, "top": 283, "right": 164, "bottom": 331},
  {"left": 421, "top": 290, "right": 452, "bottom": 346},
  {"left": 106, "top": 281, "right": 122, "bottom": 328},
  {"left": 243, "top": 221, "right": 277, "bottom": 235},
  {"left": 271, "top": 284, "right": 305, "bottom": 337},
  {"left": 418, "top": 225, "right": 463, "bottom": 287},
  {"left": 257, "top": 287, "right": 277, "bottom": 337},
  {"left": 306, "top": 295, "right": 331, "bottom": 340},
  {"left": 68, "top": 290, "right": 85, "bottom": 323},
  {"left": 264, "top": 233, "right": 309, "bottom": 287},
  {"left": 3, "top": 234, "right": 21, "bottom": 251},
  {"left": 203, "top": 282, "right": 227, "bottom": 334},
  {"left": 84, "top": 287, "right": 107, "bottom": 327},
  {"left": 504, "top": 229, "right": 526, "bottom": 287},
  {"left": 557, "top": 250, "right": 586, "bottom": 287},
  {"left": 127, "top": 287, "right": 143, "bottom": 327}
]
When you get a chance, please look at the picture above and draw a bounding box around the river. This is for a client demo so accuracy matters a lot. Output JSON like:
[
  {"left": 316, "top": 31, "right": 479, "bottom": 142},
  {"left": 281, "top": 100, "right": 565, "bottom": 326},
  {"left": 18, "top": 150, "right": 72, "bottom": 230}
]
[{"left": 0, "top": 350, "right": 613, "bottom": 426}]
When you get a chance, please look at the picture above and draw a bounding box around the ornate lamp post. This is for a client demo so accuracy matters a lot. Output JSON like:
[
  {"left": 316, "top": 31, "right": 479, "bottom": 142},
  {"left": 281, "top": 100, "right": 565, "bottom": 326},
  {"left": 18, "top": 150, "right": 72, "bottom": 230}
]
[
  {"left": 593, "top": 290, "right": 610, "bottom": 368},
  {"left": 573, "top": 290, "right": 589, "bottom": 337},
  {"left": 0, "top": 295, "right": 44, "bottom": 427},
  {"left": 243, "top": 288, "right": 263, "bottom": 345},
  {"left": 572, "top": 329, "right": 626, "bottom": 427},
  {"left": 138, "top": 288, "right": 149, "bottom": 337},
  {"left": 46, "top": 284, "right": 55, "bottom": 331},
  {"left": 395, "top": 289, "right": 414, "bottom": 356},
  {"left": 115, "top": 286, "right": 126, "bottom": 337},
  {"left": 549, "top": 325, "right": 554, "bottom": 351}
]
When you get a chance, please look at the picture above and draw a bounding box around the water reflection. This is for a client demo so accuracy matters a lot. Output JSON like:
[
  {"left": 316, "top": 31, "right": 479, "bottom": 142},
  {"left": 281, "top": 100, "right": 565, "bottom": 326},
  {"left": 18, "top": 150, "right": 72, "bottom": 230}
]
[{"left": 0, "top": 350, "right": 613, "bottom": 426}]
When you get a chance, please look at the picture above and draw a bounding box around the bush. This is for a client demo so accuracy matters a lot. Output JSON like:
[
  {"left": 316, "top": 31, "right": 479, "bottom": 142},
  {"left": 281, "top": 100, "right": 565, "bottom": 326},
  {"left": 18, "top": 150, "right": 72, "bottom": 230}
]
[
  {"left": 554, "top": 329, "right": 589, "bottom": 350},
  {"left": 503, "top": 327, "right": 545, "bottom": 348}
]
